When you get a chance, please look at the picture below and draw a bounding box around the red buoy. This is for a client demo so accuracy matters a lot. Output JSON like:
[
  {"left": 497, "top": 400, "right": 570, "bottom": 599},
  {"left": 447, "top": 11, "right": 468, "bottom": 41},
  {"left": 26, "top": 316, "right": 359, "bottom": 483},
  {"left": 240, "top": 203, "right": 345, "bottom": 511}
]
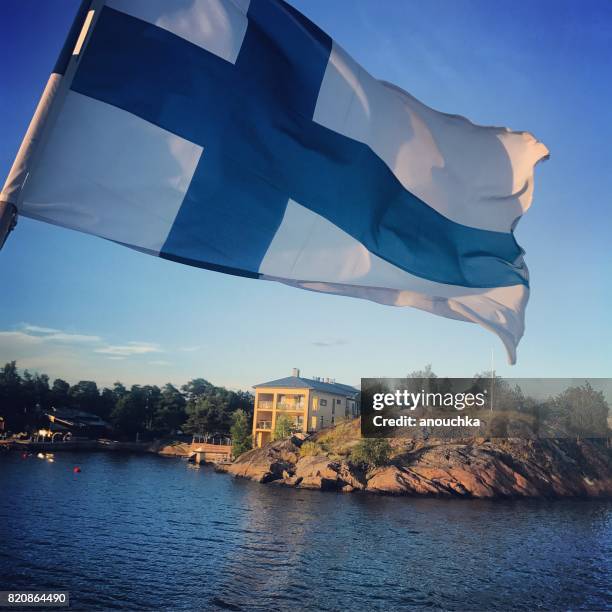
[{"left": 73, "top": 466, "right": 81, "bottom": 473}]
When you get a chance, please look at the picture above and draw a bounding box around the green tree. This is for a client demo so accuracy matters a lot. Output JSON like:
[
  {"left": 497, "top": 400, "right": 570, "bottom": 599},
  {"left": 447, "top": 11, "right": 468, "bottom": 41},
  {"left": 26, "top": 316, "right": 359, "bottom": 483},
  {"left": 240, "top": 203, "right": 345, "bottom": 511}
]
[
  {"left": 230, "top": 409, "right": 252, "bottom": 458},
  {"left": 273, "top": 414, "right": 293, "bottom": 440},
  {"left": 141, "top": 385, "right": 161, "bottom": 430},
  {"left": 0, "top": 363, "right": 51, "bottom": 430},
  {"left": 112, "top": 382, "right": 128, "bottom": 400},
  {"left": 228, "top": 390, "right": 255, "bottom": 418},
  {"left": 21, "top": 371, "right": 49, "bottom": 427},
  {"left": 181, "top": 378, "right": 215, "bottom": 403},
  {"left": 33, "top": 373, "right": 50, "bottom": 408},
  {"left": 554, "top": 382, "right": 609, "bottom": 439},
  {"left": 0, "top": 362, "right": 253, "bottom": 439},
  {"left": 183, "top": 396, "right": 231, "bottom": 434},
  {"left": 0, "top": 361, "right": 21, "bottom": 389},
  {"left": 50, "top": 378, "right": 70, "bottom": 409},
  {"left": 407, "top": 364, "right": 437, "bottom": 384},
  {"left": 69, "top": 381, "right": 100, "bottom": 414},
  {"left": 181, "top": 378, "right": 254, "bottom": 434},
  {"left": 22, "top": 370, "right": 48, "bottom": 404},
  {"left": 351, "top": 438, "right": 392, "bottom": 468},
  {"left": 99, "top": 388, "right": 116, "bottom": 421},
  {"left": 0, "top": 361, "right": 24, "bottom": 430},
  {"left": 471, "top": 371, "right": 519, "bottom": 412},
  {"left": 153, "top": 384, "right": 187, "bottom": 433},
  {"left": 110, "top": 385, "right": 148, "bottom": 437}
]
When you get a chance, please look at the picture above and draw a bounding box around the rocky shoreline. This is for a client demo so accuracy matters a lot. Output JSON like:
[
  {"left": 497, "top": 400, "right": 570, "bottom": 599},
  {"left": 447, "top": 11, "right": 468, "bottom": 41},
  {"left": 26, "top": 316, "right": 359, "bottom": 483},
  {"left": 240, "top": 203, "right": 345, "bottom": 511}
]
[
  {"left": 4, "top": 423, "right": 610, "bottom": 498},
  {"left": 216, "top": 427, "right": 612, "bottom": 498}
]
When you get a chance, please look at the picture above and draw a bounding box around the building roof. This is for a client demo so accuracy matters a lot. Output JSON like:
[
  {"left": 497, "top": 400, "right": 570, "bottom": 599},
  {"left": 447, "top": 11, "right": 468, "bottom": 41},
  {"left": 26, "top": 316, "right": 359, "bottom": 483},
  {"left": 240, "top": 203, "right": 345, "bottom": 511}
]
[
  {"left": 47, "top": 407, "right": 111, "bottom": 429},
  {"left": 254, "top": 375, "right": 358, "bottom": 396}
]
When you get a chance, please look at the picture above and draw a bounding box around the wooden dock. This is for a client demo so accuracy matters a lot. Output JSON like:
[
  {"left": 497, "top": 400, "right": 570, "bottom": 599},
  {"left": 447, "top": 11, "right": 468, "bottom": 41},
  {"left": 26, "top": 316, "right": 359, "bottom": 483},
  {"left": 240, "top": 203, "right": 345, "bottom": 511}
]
[{"left": 190, "top": 442, "right": 233, "bottom": 464}]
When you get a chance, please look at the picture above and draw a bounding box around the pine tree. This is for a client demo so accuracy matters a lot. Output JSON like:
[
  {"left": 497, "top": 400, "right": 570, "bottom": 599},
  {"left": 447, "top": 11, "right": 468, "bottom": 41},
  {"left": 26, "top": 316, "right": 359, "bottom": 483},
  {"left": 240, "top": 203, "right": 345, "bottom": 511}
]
[{"left": 230, "top": 409, "right": 252, "bottom": 458}]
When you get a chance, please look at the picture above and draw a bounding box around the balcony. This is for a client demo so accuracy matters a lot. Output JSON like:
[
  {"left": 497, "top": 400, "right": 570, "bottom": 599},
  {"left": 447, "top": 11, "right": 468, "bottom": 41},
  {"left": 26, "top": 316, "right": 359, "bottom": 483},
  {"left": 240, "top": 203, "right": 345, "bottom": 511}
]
[
  {"left": 256, "top": 421, "right": 272, "bottom": 430},
  {"left": 257, "top": 401, "right": 273, "bottom": 410},
  {"left": 276, "top": 402, "right": 305, "bottom": 411}
]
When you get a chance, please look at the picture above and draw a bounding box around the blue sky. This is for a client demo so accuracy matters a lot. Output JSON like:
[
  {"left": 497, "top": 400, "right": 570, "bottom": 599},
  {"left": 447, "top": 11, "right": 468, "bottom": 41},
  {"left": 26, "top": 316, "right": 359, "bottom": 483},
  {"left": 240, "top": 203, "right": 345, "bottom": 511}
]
[{"left": 0, "top": 0, "right": 611, "bottom": 390}]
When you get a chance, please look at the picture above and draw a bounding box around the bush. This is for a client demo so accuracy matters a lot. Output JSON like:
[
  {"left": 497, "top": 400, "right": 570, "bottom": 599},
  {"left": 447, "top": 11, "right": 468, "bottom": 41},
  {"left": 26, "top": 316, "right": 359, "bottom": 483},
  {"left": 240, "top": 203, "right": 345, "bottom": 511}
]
[
  {"left": 230, "top": 409, "right": 252, "bottom": 459},
  {"left": 351, "top": 438, "right": 391, "bottom": 468},
  {"left": 272, "top": 414, "right": 293, "bottom": 441},
  {"left": 299, "top": 441, "right": 321, "bottom": 457},
  {"left": 314, "top": 418, "right": 360, "bottom": 457}
]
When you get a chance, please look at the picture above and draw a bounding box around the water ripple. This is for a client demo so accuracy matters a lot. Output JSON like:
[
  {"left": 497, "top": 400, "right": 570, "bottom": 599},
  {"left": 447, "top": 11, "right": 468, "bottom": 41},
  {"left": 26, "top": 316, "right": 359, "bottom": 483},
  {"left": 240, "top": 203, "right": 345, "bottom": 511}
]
[{"left": 1, "top": 452, "right": 610, "bottom": 611}]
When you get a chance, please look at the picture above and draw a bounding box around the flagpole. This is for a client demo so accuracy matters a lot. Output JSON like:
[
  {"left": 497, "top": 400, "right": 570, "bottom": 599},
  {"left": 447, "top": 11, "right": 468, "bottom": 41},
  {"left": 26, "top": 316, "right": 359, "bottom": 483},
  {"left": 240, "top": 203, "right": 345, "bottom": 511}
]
[
  {"left": 0, "top": 0, "right": 95, "bottom": 250},
  {"left": 0, "top": 203, "right": 17, "bottom": 249}
]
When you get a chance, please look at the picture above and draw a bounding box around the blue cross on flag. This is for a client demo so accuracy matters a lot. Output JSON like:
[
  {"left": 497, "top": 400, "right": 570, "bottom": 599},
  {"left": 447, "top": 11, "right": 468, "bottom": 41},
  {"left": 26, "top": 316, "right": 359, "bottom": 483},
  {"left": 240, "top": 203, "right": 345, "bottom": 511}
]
[{"left": 1, "top": 0, "right": 548, "bottom": 363}]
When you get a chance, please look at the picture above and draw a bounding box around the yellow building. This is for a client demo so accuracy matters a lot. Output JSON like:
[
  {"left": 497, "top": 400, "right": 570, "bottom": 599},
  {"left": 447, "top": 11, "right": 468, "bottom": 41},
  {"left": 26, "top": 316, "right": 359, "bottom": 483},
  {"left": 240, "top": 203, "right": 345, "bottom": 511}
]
[{"left": 252, "top": 368, "right": 359, "bottom": 447}]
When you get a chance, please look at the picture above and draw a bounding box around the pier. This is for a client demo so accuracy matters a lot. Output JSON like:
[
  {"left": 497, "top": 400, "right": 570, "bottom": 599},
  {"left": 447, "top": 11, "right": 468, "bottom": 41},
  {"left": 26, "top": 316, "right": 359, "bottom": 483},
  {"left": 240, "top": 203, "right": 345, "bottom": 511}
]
[{"left": 189, "top": 434, "right": 232, "bottom": 464}]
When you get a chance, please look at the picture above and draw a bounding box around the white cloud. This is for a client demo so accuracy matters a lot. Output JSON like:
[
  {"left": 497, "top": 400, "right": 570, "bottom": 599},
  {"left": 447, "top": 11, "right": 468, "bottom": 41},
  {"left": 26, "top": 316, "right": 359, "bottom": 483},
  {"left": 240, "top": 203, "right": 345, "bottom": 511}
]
[
  {"left": 22, "top": 324, "right": 62, "bottom": 334},
  {"left": 0, "top": 323, "right": 170, "bottom": 387},
  {"left": 94, "top": 342, "right": 162, "bottom": 356},
  {"left": 312, "top": 338, "right": 349, "bottom": 347},
  {"left": 45, "top": 332, "right": 102, "bottom": 344},
  {"left": 178, "top": 345, "right": 201, "bottom": 352},
  {"left": 1, "top": 324, "right": 162, "bottom": 359},
  {"left": 17, "top": 324, "right": 101, "bottom": 344},
  {"left": 0, "top": 331, "right": 45, "bottom": 345}
]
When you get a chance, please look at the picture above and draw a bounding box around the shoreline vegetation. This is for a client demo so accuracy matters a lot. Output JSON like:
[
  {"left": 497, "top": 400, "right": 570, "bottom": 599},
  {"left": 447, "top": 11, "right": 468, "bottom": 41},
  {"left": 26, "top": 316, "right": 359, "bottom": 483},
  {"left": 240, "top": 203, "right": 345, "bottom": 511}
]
[
  {"left": 2, "top": 418, "right": 611, "bottom": 499},
  {"left": 0, "top": 360, "right": 254, "bottom": 442},
  {"left": 2, "top": 360, "right": 611, "bottom": 498},
  {"left": 217, "top": 419, "right": 612, "bottom": 498}
]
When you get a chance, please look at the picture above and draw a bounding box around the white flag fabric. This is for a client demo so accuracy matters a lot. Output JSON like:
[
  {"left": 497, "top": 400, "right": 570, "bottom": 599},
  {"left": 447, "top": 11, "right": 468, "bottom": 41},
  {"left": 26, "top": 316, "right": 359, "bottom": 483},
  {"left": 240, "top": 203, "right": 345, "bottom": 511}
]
[{"left": 1, "top": 0, "right": 548, "bottom": 363}]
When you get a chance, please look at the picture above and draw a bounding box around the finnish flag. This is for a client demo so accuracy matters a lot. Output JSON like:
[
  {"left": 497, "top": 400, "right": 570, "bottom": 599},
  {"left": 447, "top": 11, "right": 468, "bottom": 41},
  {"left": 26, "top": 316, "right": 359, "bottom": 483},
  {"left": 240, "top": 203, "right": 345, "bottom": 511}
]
[{"left": 1, "top": 0, "right": 548, "bottom": 363}]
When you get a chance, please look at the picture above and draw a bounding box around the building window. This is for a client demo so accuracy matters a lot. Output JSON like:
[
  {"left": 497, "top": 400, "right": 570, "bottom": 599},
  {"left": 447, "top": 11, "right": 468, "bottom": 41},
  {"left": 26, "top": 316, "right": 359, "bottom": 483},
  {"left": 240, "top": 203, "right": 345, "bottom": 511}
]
[
  {"left": 336, "top": 398, "right": 342, "bottom": 404},
  {"left": 257, "top": 393, "right": 274, "bottom": 410},
  {"left": 277, "top": 394, "right": 305, "bottom": 410},
  {"left": 320, "top": 399, "right": 327, "bottom": 406}
]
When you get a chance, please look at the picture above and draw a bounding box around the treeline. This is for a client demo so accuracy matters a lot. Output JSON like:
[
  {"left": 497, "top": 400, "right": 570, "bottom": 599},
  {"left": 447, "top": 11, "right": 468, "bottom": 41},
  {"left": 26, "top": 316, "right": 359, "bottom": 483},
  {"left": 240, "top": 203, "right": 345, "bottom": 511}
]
[
  {"left": 404, "top": 366, "right": 610, "bottom": 438},
  {"left": 0, "top": 361, "right": 253, "bottom": 439}
]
